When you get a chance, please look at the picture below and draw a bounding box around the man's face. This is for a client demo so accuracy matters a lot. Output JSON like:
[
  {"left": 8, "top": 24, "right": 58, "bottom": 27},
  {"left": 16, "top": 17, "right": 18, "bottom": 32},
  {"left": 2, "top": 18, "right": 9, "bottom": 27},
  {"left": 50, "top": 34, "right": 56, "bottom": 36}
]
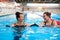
[
  {"left": 18, "top": 14, "right": 24, "bottom": 21},
  {"left": 43, "top": 14, "right": 49, "bottom": 21}
]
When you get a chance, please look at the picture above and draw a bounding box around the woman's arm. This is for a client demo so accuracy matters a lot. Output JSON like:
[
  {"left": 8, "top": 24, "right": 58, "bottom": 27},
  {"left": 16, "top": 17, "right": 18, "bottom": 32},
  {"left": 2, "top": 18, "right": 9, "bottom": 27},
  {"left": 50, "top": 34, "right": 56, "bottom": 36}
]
[
  {"left": 53, "top": 20, "right": 57, "bottom": 27},
  {"left": 11, "top": 23, "right": 16, "bottom": 27},
  {"left": 39, "top": 22, "right": 45, "bottom": 27}
]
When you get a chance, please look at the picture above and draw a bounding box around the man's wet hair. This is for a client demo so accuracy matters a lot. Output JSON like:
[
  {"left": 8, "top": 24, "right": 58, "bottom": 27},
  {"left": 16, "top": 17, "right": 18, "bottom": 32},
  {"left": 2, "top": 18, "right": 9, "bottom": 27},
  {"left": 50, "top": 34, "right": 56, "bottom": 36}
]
[
  {"left": 44, "top": 12, "right": 51, "bottom": 18},
  {"left": 15, "top": 12, "right": 23, "bottom": 20}
]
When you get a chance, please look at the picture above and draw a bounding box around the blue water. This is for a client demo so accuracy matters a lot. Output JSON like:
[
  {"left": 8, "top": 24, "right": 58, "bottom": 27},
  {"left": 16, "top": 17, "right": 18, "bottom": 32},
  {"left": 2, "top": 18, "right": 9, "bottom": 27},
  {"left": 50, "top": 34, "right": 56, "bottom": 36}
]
[{"left": 0, "top": 13, "right": 60, "bottom": 40}]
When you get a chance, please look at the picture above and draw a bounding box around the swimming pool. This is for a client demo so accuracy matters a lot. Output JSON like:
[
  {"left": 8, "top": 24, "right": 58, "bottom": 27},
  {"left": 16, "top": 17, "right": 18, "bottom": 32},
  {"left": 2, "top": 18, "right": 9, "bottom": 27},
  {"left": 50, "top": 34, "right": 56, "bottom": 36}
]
[{"left": 0, "top": 13, "right": 60, "bottom": 40}]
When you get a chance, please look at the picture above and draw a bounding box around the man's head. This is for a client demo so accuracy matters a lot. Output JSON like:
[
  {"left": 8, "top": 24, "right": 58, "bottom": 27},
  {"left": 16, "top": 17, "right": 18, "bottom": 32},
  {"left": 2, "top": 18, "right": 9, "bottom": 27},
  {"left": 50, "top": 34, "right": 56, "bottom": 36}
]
[
  {"left": 43, "top": 12, "right": 51, "bottom": 21},
  {"left": 15, "top": 12, "right": 24, "bottom": 21}
]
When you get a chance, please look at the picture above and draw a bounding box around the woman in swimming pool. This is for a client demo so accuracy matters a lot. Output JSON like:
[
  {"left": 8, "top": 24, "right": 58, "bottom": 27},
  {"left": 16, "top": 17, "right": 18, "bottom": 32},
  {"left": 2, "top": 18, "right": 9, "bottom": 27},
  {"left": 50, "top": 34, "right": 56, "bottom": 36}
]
[
  {"left": 11, "top": 12, "right": 30, "bottom": 40},
  {"left": 12, "top": 12, "right": 29, "bottom": 27},
  {"left": 40, "top": 12, "right": 57, "bottom": 27}
]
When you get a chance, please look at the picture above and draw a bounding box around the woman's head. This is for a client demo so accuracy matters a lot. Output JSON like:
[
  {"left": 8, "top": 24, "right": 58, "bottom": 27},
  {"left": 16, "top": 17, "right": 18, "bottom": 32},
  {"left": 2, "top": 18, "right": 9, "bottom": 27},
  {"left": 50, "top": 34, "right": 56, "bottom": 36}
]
[
  {"left": 15, "top": 12, "right": 24, "bottom": 21},
  {"left": 43, "top": 12, "right": 51, "bottom": 21}
]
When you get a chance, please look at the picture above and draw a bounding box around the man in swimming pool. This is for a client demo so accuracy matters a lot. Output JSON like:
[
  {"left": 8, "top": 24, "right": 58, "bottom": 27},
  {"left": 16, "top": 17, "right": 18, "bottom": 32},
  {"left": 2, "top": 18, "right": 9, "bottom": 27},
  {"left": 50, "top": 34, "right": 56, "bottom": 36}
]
[
  {"left": 11, "top": 12, "right": 30, "bottom": 40},
  {"left": 40, "top": 12, "right": 57, "bottom": 27}
]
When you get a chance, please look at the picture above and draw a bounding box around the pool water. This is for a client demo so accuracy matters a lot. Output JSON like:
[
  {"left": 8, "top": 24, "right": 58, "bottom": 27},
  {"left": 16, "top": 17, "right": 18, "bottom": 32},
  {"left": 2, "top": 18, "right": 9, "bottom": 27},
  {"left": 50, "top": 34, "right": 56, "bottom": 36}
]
[{"left": 0, "top": 13, "right": 60, "bottom": 40}]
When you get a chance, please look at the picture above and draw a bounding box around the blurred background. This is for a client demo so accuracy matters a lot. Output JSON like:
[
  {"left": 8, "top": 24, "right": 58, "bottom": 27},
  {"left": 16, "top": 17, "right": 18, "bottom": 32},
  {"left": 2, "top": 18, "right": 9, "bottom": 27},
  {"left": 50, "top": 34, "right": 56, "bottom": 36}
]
[{"left": 0, "top": 0, "right": 60, "bottom": 16}]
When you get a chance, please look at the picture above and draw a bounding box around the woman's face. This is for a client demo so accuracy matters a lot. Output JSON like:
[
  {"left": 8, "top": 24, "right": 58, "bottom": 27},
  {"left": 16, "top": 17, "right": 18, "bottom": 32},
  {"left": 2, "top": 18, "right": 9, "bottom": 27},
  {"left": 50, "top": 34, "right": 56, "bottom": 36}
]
[
  {"left": 43, "top": 14, "right": 49, "bottom": 21},
  {"left": 18, "top": 14, "right": 24, "bottom": 21}
]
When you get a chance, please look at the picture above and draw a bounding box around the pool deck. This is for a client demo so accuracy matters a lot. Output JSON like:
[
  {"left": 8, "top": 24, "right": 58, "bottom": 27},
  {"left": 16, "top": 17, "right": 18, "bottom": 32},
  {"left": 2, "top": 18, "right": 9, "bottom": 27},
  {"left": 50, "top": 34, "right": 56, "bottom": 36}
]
[{"left": 0, "top": 11, "right": 60, "bottom": 16}]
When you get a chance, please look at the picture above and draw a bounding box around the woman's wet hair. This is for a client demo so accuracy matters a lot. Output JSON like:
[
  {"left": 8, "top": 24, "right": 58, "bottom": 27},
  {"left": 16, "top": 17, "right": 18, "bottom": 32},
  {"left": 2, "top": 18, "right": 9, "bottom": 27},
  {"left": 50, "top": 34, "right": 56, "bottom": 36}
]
[
  {"left": 44, "top": 12, "right": 51, "bottom": 18},
  {"left": 15, "top": 12, "right": 23, "bottom": 20}
]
